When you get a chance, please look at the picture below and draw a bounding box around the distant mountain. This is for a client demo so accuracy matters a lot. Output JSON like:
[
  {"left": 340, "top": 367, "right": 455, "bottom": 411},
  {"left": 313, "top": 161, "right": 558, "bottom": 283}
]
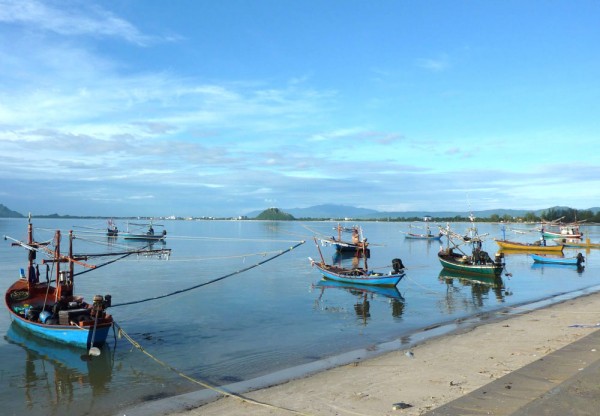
[
  {"left": 246, "top": 205, "right": 600, "bottom": 220},
  {"left": 254, "top": 208, "right": 295, "bottom": 220},
  {"left": 0, "top": 204, "right": 24, "bottom": 218},
  {"left": 282, "top": 204, "right": 379, "bottom": 219}
]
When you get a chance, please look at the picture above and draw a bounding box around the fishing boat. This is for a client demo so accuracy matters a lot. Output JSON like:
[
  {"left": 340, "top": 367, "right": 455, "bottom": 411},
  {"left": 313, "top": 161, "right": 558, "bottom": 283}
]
[
  {"left": 530, "top": 253, "right": 585, "bottom": 267},
  {"left": 107, "top": 219, "right": 119, "bottom": 237},
  {"left": 121, "top": 221, "right": 167, "bottom": 242},
  {"left": 319, "top": 224, "right": 369, "bottom": 254},
  {"left": 403, "top": 219, "right": 442, "bottom": 240},
  {"left": 495, "top": 239, "right": 564, "bottom": 252},
  {"left": 557, "top": 238, "right": 600, "bottom": 249},
  {"left": 4, "top": 220, "right": 114, "bottom": 350},
  {"left": 540, "top": 219, "right": 584, "bottom": 239},
  {"left": 309, "top": 238, "right": 405, "bottom": 287},
  {"left": 438, "top": 214, "right": 504, "bottom": 277}
]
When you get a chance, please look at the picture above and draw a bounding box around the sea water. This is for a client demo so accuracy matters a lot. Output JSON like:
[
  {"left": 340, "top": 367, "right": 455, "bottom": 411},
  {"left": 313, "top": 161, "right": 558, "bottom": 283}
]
[{"left": 1, "top": 218, "right": 599, "bottom": 415}]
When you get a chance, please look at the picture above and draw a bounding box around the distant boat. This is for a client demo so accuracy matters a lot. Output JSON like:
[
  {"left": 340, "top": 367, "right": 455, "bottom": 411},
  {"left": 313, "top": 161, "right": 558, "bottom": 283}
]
[
  {"left": 318, "top": 223, "right": 369, "bottom": 254},
  {"left": 559, "top": 238, "right": 600, "bottom": 249},
  {"left": 541, "top": 226, "right": 583, "bottom": 239},
  {"left": 530, "top": 253, "right": 585, "bottom": 267},
  {"left": 107, "top": 219, "right": 119, "bottom": 236},
  {"left": 4, "top": 220, "right": 114, "bottom": 349},
  {"left": 403, "top": 220, "right": 442, "bottom": 240},
  {"left": 309, "top": 238, "right": 405, "bottom": 287},
  {"left": 495, "top": 239, "right": 564, "bottom": 252},
  {"left": 540, "top": 218, "right": 584, "bottom": 239},
  {"left": 121, "top": 221, "right": 167, "bottom": 242},
  {"left": 438, "top": 214, "right": 504, "bottom": 277}
]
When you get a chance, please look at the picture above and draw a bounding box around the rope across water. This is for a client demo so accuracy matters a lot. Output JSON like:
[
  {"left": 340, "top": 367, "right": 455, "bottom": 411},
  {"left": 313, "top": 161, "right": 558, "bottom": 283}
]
[{"left": 110, "top": 240, "right": 305, "bottom": 308}]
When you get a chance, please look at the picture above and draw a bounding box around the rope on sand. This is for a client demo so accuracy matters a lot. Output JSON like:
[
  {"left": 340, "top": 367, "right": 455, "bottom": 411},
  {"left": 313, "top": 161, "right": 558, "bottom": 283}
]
[{"left": 114, "top": 323, "right": 312, "bottom": 415}]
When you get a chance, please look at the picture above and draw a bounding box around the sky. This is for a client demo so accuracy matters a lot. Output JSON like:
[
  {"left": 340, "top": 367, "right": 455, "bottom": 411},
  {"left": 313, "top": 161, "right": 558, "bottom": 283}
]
[{"left": 1, "top": 0, "right": 599, "bottom": 217}]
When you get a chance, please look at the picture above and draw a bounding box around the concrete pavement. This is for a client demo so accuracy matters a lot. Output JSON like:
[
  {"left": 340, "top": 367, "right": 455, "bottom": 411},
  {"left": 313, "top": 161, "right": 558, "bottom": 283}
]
[{"left": 425, "top": 326, "right": 600, "bottom": 416}]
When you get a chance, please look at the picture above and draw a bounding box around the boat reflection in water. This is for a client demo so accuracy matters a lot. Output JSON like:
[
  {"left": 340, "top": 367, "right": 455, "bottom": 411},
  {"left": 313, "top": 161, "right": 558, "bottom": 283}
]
[
  {"left": 531, "top": 261, "right": 585, "bottom": 275},
  {"left": 438, "top": 269, "right": 507, "bottom": 313},
  {"left": 314, "top": 279, "right": 405, "bottom": 324},
  {"left": 5, "top": 322, "right": 113, "bottom": 413}
]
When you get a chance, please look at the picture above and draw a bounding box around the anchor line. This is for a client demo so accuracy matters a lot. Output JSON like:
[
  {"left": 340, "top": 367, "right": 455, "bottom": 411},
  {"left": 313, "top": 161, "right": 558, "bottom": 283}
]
[
  {"left": 110, "top": 240, "right": 305, "bottom": 307},
  {"left": 113, "top": 323, "right": 311, "bottom": 415},
  {"left": 73, "top": 245, "right": 151, "bottom": 277}
]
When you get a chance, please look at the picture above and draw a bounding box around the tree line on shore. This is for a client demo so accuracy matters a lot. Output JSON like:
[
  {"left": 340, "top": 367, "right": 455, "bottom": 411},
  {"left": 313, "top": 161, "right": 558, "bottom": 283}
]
[
  {"left": 2, "top": 204, "right": 598, "bottom": 223},
  {"left": 259, "top": 206, "right": 599, "bottom": 223}
]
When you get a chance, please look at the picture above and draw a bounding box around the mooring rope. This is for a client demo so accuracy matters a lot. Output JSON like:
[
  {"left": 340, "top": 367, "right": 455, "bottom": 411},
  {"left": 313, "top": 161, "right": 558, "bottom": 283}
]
[
  {"left": 114, "top": 323, "right": 312, "bottom": 415},
  {"left": 110, "top": 241, "right": 305, "bottom": 307},
  {"left": 74, "top": 247, "right": 150, "bottom": 277}
]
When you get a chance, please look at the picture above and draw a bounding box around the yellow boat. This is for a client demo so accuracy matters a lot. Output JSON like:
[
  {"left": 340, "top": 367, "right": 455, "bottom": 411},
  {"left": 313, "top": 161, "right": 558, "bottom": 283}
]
[
  {"left": 495, "top": 239, "right": 564, "bottom": 252},
  {"left": 560, "top": 238, "right": 600, "bottom": 249}
]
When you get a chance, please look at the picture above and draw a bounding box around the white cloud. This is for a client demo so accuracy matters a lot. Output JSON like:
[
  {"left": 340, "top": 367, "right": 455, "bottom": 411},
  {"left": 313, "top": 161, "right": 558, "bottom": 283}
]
[
  {"left": 0, "top": 0, "right": 153, "bottom": 45},
  {"left": 417, "top": 55, "right": 450, "bottom": 72}
]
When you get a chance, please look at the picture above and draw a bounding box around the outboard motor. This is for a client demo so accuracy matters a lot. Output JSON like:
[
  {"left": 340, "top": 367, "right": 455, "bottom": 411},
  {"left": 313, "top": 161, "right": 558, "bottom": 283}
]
[
  {"left": 392, "top": 258, "right": 405, "bottom": 274},
  {"left": 576, "top": 253, "right": 585, "bottom": 267},
  {"left": 494, "top": 252, "right": 504, "bottom": 266}
]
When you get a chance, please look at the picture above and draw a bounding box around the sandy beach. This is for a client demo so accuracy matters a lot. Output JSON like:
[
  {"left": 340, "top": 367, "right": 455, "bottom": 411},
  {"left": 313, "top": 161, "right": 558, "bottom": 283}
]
[{"left": 165, "top": 290, "right": 600, "bottom": 416}]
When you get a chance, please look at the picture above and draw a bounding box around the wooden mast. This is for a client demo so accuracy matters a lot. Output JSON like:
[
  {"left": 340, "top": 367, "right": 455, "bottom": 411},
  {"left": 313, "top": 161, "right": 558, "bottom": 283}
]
[{"left": 54, "top": 230, "right": 62, "bottom": 301}]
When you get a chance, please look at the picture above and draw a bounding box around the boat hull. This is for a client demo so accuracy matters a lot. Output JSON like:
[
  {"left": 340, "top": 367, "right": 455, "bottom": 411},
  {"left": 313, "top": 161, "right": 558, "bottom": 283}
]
[
  {"left": 9, "top": 313, "right": 112, "bottom": 348},
  {"left": 530, "top": 253, "right": 584, "bottom": 266},
  {"left": 122, "top": 233, "right": 166, "bottom": 241},
  {"left": 559, "top": 238, "right": 600, "bottom": 249},
  {"left": 495, "top": 240, "right": 563, "bottom": 252},
  {"left": 438, "top": 253, "right": 503, "bottom": 277},
  {"left": 312, "top": 262, "right": 403, "bottom": 287},
  {"left": 405, "top": 233, "right": 442, "bottom": 240},
  {"left": 542, "top": 231, "right": 582, "bottom": 239}
]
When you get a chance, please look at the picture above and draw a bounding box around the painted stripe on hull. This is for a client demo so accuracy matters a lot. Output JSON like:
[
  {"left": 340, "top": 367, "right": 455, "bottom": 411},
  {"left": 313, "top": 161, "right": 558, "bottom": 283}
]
[
  {"left": 438, "top": 257, "right": 502, "bottom": 277},
  {"left": 316, "top": 267, "right": 403, "bottom": 287},
  {"left": 10, "top": 314, "right": 111, "bottom": 348},
  {"left": 530, "top": 254, "right": 582, "bottom": 265}
]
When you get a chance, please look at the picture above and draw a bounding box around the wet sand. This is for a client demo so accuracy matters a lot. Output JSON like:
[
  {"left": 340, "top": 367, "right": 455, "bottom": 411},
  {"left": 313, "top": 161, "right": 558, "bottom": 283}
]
[{"left": 157, "top": 290, "right": 600, "bottom": 416}]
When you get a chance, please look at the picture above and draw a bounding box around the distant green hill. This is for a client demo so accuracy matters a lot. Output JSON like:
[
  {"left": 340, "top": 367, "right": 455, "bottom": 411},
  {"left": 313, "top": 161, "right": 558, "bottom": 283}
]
[
  {"left": 0, "top": 204, "right": 24, "bottom": 218},
  {"left": 255, "top": 208, "right": 295, "bottom": 221}
]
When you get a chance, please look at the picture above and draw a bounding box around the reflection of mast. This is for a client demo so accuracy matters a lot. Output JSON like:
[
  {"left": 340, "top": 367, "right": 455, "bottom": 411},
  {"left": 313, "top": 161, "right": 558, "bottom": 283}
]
[
  {"left": 313, "top": 281, "right": 405, "bottom": 322},
  {"left": 353, "top": 293, "right": 370, "bottom": 325},
  {"left": 7, "top": 323, "right": 113, "bottom": 411}
]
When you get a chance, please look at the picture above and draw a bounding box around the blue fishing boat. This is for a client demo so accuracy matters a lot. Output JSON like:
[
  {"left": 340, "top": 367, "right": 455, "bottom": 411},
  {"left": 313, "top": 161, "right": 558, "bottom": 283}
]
[
  {"left": 5, "top": 221, "right": 114, "bottom": 350},
  {"left": 309, "top": 258, "right": 405, "bottom": 286},
  {"left": 530, "top": 253, "right": 585, "bottom": 267},
  {"left": 309, "top": 238, "right": 405, "bottom": 287}
]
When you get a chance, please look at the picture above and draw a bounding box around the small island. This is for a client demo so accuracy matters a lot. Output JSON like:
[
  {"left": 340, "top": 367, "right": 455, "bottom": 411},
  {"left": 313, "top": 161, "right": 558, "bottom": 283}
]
[{"left": 254, "top": 208, "right": 295, "bottom": 221}]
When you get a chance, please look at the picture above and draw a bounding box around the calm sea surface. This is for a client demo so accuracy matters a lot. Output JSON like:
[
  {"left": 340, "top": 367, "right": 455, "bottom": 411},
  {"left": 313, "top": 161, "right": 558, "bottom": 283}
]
[{"left": 1, "top": 218, "right": 599, "bottom": 415}]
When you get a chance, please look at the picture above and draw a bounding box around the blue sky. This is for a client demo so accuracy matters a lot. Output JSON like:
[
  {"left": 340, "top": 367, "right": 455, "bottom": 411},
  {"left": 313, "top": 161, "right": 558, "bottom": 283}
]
[{"left": 1, "top": 0, "right": 599, "bottom": 217}]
